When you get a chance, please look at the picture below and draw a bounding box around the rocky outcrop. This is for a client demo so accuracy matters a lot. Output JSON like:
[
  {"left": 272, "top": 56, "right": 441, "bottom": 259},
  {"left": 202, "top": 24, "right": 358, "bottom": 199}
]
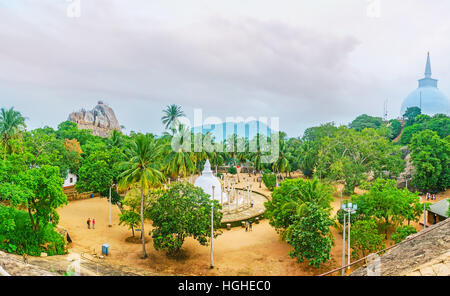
[{"left": 68, "top": 101, "right": 121, "bottom": 138}]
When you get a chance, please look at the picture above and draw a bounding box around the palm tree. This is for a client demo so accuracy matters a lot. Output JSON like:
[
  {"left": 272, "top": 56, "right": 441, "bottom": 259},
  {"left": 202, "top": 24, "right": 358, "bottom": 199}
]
[
  {"left": 272, "top": 132, "right": 290, "bottom": 179},
  {"left": 108, "top": 130, "right": 124, "bottom": 149},
  {"left": 118, "top": 134, "right": 165, "bottom": 258},
  {"left": 282, "top": 178, "right": 333, "bottom": 215},
  {"left": 0, "top": 107, "right": 26, "bottom": 159},
  {"left": 164, "top": 124, "right": 195, "bottom": 179},
  {"left": 208, "top": 151, "right": 224, "bottom": 175},
  {"left": 161, "top": 104, "right": 185, "bottom": 134}
]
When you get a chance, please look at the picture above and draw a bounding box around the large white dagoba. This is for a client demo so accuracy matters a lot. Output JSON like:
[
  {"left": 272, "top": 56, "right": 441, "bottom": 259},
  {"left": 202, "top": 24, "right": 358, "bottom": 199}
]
[{"left": 194, "top": 159, "right": 228, "bottom": 203}]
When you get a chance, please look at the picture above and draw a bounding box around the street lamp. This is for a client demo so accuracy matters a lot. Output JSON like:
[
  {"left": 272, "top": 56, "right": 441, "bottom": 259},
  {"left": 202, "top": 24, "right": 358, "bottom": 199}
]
[
  {"left": 210, "top": 185, "right": 215, "bottom": 269},
  {"left": 341, "top": 202, "right": 357, "bottom": 275}
]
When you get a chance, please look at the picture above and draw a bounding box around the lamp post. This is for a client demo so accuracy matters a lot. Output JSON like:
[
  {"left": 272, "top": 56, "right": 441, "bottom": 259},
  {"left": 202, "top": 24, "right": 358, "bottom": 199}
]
[
  {"left": 341, "top": 203, "right": 346, "bottom": 276},
  {"left": 341, "top": 202, "right": 357, "bottom": 274},
  {"left": 210, "top": 185, "right": 215, "bottom": 269}
]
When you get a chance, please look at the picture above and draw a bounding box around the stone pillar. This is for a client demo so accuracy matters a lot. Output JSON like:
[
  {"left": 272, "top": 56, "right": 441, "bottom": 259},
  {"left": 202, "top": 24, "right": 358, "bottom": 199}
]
[{"left": 235, "top": 188, "right": 239, "bottom": 212}]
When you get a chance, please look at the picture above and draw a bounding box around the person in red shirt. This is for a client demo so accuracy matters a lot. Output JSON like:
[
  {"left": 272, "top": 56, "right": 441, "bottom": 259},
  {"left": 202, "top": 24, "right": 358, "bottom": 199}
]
[
  {"left": 92, "top": 218, "right": 96, "bottom": 229},
  {"left": 87, "top": 218, "right": 91, "bottom": 229}
]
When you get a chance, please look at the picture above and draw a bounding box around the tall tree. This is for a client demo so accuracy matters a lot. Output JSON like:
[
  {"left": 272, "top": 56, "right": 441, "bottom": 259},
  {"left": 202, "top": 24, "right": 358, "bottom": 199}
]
[
  {"left": 147, "top": 183, "right": 222, "bottom": 255},
  {"left": 285, "top": 202, "right": 334, "bottom": 268},
  {"left": 118, "top": 134, "right": 165, "bottom": 258},
  {"left": 0, "top": 107, "right": 26, "bottom": 158},
  {"left": 265, "top": 178, "right": 333, "bottom": 236},
  {"left": 409, "top": 130, "right": 450, "bottom": 191},
  {"left": 161, "top": 104, "right": 185, "bottom": 134}
]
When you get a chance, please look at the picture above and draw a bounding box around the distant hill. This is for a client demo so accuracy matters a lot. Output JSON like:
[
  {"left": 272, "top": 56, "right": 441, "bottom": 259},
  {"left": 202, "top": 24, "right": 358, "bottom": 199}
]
[{"left": 68, "top": 101, "right": 121, "bottom": 138}]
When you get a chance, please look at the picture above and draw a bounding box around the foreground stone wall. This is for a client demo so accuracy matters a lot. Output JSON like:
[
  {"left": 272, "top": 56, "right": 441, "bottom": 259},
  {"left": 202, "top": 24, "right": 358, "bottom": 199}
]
[
  {"left": 351, "top": 219, "right": 450, "bottom": 276},
  {"left": 0, "top": 251, "right": 57, "bottom": 276}
]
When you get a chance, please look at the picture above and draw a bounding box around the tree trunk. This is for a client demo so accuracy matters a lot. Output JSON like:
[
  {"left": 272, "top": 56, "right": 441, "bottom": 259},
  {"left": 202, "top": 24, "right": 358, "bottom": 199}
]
[
  {"left": 140, "top": 187, "right": 147, "bottom": 258},
  {"left": 27, "top": 208, "right": 36, "bottom": 231}
]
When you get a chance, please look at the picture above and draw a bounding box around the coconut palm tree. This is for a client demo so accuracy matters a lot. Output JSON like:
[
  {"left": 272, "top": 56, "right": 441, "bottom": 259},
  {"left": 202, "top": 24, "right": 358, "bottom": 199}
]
[
  {"left": 164, "top": 124, "right": 195, "bottom": 179},
  {"left": 0, "top": 107, "right": 26, "bottom": 158},
  {"left": 161, "top": 104, "right": 185, "bottom": 134},
  {"left": 282, "top": 178, "right": 334, "bottom": 218},
  {"left": 118, "top": 134, "right": 165, "bottom": 258},
  {"left": 208, "top": 150, "right": 224, "bottom": 175}
]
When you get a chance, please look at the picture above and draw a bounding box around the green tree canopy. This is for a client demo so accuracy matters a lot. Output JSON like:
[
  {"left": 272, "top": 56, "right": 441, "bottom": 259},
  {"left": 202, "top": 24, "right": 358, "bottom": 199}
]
[
  {"left": 265, "top": 178, "right": 333, "bottom": 235},
  {"left": 350, "top": 220, "right": 385, "bottom": 259},
  {"left": 409, "top": 129, "right": 450, "bottom": 191},
  {"left": 349, "top": 114, "right": 383, "bottom": 131},
  {"left": 316, "top": 127, "right": 404, "bottom": 194},
  {"left": 352, "top": 179, "right": 422, "bottom": 235},
  {"left": 285, "top": 202, "right": 334, "bottom": 268},
  {"left": 147, "top": 182, "right": 222, "bottom": 255}
]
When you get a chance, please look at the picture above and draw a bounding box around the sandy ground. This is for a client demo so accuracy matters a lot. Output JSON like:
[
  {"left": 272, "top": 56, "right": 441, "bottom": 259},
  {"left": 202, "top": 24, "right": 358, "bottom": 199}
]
[
  {"left": 58, "top": 196, "right": 343, "bottom": 275},
  {"left": 57, "top": 171, "right": 450, "bottom": 276}
]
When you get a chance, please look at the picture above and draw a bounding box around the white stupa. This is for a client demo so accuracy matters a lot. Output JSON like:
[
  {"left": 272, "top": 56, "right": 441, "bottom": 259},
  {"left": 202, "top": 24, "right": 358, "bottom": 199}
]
[{"left": 194, "top": 159, "right": 228, "bottom": 203}]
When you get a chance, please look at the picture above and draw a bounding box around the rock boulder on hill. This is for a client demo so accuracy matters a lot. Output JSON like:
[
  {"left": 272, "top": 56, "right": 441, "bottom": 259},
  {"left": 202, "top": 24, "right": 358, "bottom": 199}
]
[{"left": 68, "top": 101, "right": 121, "bottom": 138}]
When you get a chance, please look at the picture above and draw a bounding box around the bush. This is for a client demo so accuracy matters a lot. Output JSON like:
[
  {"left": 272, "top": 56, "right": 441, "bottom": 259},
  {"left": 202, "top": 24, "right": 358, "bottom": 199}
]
[
  {"left": 228, "top": 166, "right": 237, "bottom": 175},
  {"left": 391, "top": 225, "right": 417, "bottom": 244},
  {"left": 389, "top": 119, "right": 402, "bottom": 140},
  {"left": 262, "top": 172, "right": 277, "bottom": 191},
  {"left": 0, "top": 205, "right": 67, "bottom": 256}
]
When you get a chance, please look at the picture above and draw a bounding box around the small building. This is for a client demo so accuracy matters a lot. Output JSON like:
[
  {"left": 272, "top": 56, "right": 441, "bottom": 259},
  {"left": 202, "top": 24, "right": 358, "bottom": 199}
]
[
  {"left": 63, "top": 172, "right": 78, "bottom": 188},
  {"left": 428, "top": 198, "right": 449, "bottom": 225}
]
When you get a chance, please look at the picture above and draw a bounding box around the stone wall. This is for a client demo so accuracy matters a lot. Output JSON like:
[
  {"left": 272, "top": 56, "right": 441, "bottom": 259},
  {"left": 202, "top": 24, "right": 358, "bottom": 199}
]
[{"left": 0, "top": 251, "right": 57, "bottom": 276}]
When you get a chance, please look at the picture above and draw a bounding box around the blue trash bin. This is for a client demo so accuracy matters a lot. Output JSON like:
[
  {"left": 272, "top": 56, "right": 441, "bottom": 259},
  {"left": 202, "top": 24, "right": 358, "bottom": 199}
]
[{"left": 102, "top": 244, "right": 110, "bottom": 256}]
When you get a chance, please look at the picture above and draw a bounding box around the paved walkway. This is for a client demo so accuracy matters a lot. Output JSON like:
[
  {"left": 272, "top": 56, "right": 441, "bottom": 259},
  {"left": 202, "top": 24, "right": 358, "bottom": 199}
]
[{"left": 221, "top": 190, "right": 268, "bottom": 223}]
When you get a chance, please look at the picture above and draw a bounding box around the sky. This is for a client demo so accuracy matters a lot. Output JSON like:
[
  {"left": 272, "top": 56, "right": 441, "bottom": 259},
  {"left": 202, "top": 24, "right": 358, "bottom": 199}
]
[{"left": 1, "top": 0, "right": 450, "bottom": 137}]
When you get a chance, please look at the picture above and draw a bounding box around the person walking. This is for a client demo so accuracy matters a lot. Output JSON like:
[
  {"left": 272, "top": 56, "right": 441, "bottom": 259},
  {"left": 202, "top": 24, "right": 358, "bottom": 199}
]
[
  {"left": 87, "top": 218, "right": 91, "bottom": 229},
  {"left": 245, "top": 221, "right": 249, "bottom": 232},
  {"left": 426, "top": 192, "right": 430, "bottom": 200},
  {"left": 250, "top": 200, "right": 254, "bottom": 208},
  {"left": 249, "top": 221, "right": 253, "bottom": 231},
  {"left": 92, "top": 218, "right": 96, "bottom": 229}
]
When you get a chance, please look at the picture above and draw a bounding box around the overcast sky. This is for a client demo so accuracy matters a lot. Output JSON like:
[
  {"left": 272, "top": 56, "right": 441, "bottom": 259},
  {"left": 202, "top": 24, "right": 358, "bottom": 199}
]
[{"left": 1, "top": 0, "right": 450, "bottom": 137}]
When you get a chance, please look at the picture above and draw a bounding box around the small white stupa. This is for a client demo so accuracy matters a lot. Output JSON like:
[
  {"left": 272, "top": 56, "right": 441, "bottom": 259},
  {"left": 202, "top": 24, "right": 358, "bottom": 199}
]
[{"left": 194, "top": 159, "right": 228, "bottom": 203}]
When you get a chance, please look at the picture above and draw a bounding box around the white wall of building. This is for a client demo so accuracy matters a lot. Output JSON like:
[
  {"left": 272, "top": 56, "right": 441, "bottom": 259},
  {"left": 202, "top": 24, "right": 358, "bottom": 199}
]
[{"left": 63, "top": 173, "right": 78, "bottom": 188}]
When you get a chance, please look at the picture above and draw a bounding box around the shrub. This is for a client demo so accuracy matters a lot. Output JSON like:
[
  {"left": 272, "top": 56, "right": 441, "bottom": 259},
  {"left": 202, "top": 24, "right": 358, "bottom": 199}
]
[
  {"left": 0, "top": 205, "right": 67, "bottom": 256},
  {"left": 228, "top": 166, "right": 237, "bottom": 175},
  {"left": 262, "top": 172, "right": 277, "bottom": 191},
  {"left": 391, "top": 225, "right": 417, "bottom": 244}
]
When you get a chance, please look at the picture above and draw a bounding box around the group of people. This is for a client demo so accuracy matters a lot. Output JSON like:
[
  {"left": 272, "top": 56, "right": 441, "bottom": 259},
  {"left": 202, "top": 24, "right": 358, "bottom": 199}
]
[
  {"left": 86, "top": 218, "right": 96, "bottom": 229},
  {"left": 245, "top": 220, "right": 253, "bottom": 232},
  {"left": 426, "top": 192, "right": 437, "bottom": 201}
]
